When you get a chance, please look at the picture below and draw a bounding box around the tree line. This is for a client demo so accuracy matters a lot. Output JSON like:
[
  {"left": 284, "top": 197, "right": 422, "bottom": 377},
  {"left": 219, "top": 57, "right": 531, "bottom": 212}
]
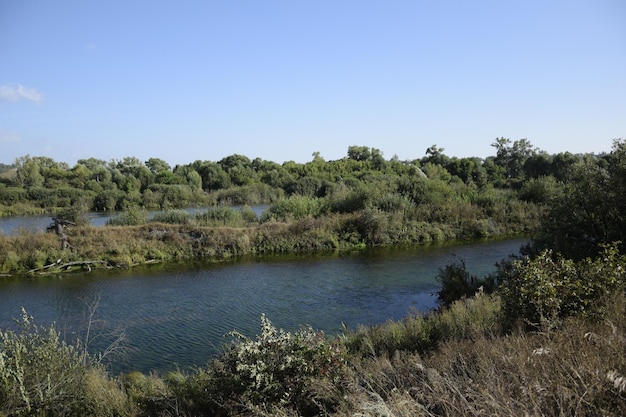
[{"left": 0, "top": 139, "right": 608, "bottom": 215}]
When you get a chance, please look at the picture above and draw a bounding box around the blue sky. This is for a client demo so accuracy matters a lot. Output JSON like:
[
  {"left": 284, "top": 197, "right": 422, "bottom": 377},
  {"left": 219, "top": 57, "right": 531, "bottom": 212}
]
[{"left": 1, "top": 0, "right": 625, "bottom": 167}]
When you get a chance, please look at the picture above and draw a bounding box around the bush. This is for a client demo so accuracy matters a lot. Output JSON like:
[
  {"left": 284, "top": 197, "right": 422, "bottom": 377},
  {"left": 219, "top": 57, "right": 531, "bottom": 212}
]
[
  {"left": 0, "top": 309, "right": 130, "bottom": 417},
  {"left": 187, "top": 315, "right": 347, "bottom": 416},
  {"left": 150, "top": 209, "right": 192, "bottom": 225},
  {"left": 261, "top": 195, "right": 328, "bottom": 222},
  {"left": 501, "top": 243, "right": 626, "bottom": 329},
  {"left": 195, "top": 206, "right": 243, "bottom": 226},
  {"left": 518, "top": 175, "right": 559, "bottom": 204},
  {"left": 436, "top": 258, "right": 497, "bottom": 307},
  {"left": 105, "top": 206, "right": 148, "bottom": 226}
]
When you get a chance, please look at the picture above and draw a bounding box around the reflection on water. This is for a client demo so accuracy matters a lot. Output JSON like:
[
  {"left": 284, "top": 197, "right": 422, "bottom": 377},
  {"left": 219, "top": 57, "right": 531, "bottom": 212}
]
[{"left": 0, "top": 238, "right": 526, "bottom": 373}]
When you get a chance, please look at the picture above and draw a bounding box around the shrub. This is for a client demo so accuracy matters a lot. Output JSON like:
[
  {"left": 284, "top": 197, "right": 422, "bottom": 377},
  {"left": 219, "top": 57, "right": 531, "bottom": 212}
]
[
  {"left": 369, "top": 192, "right": 415, "bottom": 213},
  {"left": 150, "top": 209, "right": 192, "bottom": 225},
  {"left": 0, "top": 309, "right": 130, "bottom": 417},
  {"left": 436, "top": 258, "right": 497, "bottom": 307},
  {"left": 105, "top": 206, "right": 148, "bottom": 226},
  {"left": 195, "top": 206, "right": 242, "bottom": 226},
  {"left": 261, "top": 195, "right": 328, "bottom": 222},
  {"left": 501, "top": 243, "right": 626, "bottom": 329},
  {"left": 188, "top": 314, "right": 347, "bottom": 416},
  {"left": 344, "top": 293, "right": 504, "bottom": 358},
  {"left": 518, "top": 175, "right": 559, "bottom": 204}
]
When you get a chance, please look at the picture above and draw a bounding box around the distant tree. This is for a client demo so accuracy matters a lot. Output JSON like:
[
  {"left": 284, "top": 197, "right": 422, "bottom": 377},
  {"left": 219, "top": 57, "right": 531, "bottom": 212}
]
[
  {"left": 173, "top": 165, "right": 202, "bottom": 190},
  {"left": 77, "top": 158, "right": 111, "bottom": 184},
  {"left": 550, "top": 152, "right": 579, "bottom": 181},
  {"left": 68, "top": 164, "right": 92, "bottom": 189},
  {"left": 423, "top": 144, "right": 449, "bottom": 166},
  {"left": 15, "top": 155, "right": 44, "bottom": 187},
  {"left": 523, "top": 151, "right": 552, "bottom": 179},
  {"left": 311, "top": 151, "right": 324, "bottom": 162},
  {"left": 260, "top": 168, "right": 294, "bottom": 189},
  {"left": 288, "top": 176, "right": 322, "bottom": 197},
  {"left": 112, "top": 156, "right": 143, "bottom": 174},
  {"left": 219, "top": 154, "right": 255, "bottom": 186},
  {"left": 145, "top": 157, "right": 171, "bottom": 174},
  {"left": 371, "top": 147, "right": 386, "bottom": 170},
  {"left": 347, "top": 145, "right": 371, "bottom": 161},
  {"left": 193, "top": 161, "right": 231, "bottom": 191},
  {"left": 491, "top": 138, "right": 537, "bottom": 181}
]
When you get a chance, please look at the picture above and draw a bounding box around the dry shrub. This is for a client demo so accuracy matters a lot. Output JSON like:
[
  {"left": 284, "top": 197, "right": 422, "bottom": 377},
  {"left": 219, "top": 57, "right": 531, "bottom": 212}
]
[
  {"left": 82, "top": 368, "right": 132, "bottom": 417},
  {"left": 338, "top": 292, "right": 626, "bottom": 417},
  {"left": 420, "top": 294, "right": 626, "bottom": 416}
]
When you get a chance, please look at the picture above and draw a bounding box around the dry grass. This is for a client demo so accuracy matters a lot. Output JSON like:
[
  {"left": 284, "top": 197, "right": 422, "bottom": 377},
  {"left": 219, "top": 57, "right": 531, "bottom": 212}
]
[{"left": 340, "top": 294, "right": 626, "bottom": 417}]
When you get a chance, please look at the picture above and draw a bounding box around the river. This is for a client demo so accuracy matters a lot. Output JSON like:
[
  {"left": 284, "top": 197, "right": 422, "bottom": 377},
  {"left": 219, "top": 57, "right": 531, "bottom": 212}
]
[{"left": 0, "top": 238, "right": 526, "bottom": 374}]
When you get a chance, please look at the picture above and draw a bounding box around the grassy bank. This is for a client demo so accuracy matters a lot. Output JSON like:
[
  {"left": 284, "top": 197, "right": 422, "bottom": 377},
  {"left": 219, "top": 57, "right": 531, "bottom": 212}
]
[{"left": 0, "top": 202, "right": 539, "bottom": 275}]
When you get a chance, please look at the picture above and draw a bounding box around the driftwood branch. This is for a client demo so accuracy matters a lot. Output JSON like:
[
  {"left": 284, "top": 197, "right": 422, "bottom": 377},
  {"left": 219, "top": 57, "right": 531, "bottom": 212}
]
[{"left": 28, "top": 259, "right": 110, "bottom": 274}]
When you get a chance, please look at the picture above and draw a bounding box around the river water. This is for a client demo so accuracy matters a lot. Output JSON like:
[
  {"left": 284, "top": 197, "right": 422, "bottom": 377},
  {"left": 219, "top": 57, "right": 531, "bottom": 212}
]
[{"left": 0, "top": 238, "right": 526, "bottom": 374}]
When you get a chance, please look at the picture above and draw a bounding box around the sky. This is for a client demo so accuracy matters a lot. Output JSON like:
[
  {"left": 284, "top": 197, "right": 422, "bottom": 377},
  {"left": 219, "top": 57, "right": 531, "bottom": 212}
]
[{"left": 1, "top": 0, "right": 625, "bottom": 167}]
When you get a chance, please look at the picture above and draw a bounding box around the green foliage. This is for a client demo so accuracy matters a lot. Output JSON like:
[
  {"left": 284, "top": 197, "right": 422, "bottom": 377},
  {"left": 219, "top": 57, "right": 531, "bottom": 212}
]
[
  {"left": 56, "top": 201, "right": 93, "bottom": 227},
  {"left": 212, "top": 182, "right": 282, "bottom": 205},
  {"left": 0, "top": 309, "right": 129, "bottom": 417},
  {"left": 501, "top": 243, "right": 626, "bottom": 329},
  {"left": 150, "top": 209, "right": 192, "bottom": 225},
  {"left": 518, "top": 175, "right": 559, "bottom": 204},
  {"left": 0, "top": 187, "right": 28, "bottom": 205},
  {"left": 491, "top": 137, "right": 537, "bottom": 181},
  {"left": 261, "top": 195, "right": 328, "bottom": 222},
  {"left": 195, "top": 206, "right": 243, "bottom": 226},
  {"left": 198, "top": 314, "right": 347, "bottom": 415},
  {"left": 288, "top": 175, "right": 323, "bottom": 197},
  {"left": 94, "top": 189, "right": 124, "bottom": 211},
  {"left": 105, "top": 206, "right": 148, "bottom": 226},
  {"left": 532, "top": 142, "right": 626, "bottom": 259},
  {"left": 436, "top": 258, "right": 497, "bottom": 307},
  {"left": 345, "top": 293, "right": 504, "bottom": 358}
]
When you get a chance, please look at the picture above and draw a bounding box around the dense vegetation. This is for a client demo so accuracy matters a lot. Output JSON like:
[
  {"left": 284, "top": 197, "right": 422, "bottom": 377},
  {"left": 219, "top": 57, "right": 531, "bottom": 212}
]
[
  {"left": 1, "top": 139, "right": 626, "bottom": 416},
  {"left": 0, "top": 138, "right": 605, "bottom": 274}
]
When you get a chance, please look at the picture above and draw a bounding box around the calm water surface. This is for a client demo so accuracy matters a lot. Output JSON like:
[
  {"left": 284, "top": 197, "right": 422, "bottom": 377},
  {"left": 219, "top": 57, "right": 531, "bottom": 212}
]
[{"left": 0, "top": 238, "right": 526, "bottom": 373}]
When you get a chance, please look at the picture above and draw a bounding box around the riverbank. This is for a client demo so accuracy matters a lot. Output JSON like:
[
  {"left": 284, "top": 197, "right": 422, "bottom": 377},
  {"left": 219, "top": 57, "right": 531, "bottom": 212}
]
[
  {"left": 2, "top": 288, "right": 625, "bottom": 416},
  {"left": 0, "top": 208, "right": 536, "bottom": 275}
]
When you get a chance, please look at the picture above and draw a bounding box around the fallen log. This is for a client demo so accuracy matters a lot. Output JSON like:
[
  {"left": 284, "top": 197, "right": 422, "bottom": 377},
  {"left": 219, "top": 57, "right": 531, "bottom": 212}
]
[{"left": 28, "top": 260, "right": 110, "bottom": 274}]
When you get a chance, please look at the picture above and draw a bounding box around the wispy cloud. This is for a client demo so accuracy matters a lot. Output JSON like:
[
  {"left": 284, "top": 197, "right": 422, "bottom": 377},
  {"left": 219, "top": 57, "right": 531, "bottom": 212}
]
[
  {"left": 0, "top": 83, "right": 44, "bottom": 103},
  {"left": 0, "top": 131, "right": 22, "bottom": 143}
]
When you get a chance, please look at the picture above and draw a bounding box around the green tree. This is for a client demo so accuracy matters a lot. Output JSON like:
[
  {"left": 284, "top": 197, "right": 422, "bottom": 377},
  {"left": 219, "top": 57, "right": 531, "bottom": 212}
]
[
  {"left": 531, "top": 142, "right": 626, "bottom": 259},
  {"left": 491, "top": 138, "right": 537, "bottom": 181},
  {"left": 423, "top": 144, "right": 449, "bottom": 166},
  {"left": 193, "top": 161, "right": 231, "bottom": 191},
  {"left": 15, "top": 155, "right": 44, "bottom": 187},
  {"left": 145, "top": 157, "right": 171, "bottom": 174},
  {"left": 347, "top": 145, "right": 371, "bottom": 161}
]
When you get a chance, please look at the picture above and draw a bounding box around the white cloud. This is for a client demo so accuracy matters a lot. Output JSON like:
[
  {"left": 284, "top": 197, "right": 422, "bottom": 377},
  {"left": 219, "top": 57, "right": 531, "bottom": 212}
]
[
  {"left": 0, "top": 84, "right": 44, "bottom": 103},
  {"left": 0, "top": 131, "right": 22, "bottom": 143}
]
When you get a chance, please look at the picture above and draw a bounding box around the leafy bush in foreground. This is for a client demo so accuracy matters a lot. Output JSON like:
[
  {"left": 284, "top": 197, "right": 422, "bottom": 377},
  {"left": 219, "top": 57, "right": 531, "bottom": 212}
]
[
  {"left": 0, "top": 309, "right": 129, "bottom": 417},
  {"left": 182, "top": 314, "right": 348, "bottom": 416},
  {"left": 501, "top": 243, "right": 626, "bottom": 329}
]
